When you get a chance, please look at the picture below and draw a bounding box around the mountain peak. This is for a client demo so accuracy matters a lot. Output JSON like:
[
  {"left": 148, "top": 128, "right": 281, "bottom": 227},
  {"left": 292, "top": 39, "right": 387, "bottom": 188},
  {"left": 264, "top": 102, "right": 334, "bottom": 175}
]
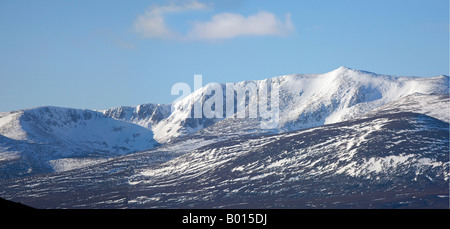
[
  {"left": 328, "top": 66, "right": 354, "bottom": 75},
  {"left": 332, "top": 66, "right": 353, "bottom": 73},
  {"left": 337, "top": 66, "right": 351, "bottom": 71}
]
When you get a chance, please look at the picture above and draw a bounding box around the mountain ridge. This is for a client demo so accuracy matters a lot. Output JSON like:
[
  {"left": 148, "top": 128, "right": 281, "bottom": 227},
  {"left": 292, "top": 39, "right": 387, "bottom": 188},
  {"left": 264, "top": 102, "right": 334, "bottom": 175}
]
[
  {"left": 0, "top": 67, "right": 449, "bottom": 208},
  {"left": 0, "top": 67, "right": 449, "bottom": 178}
]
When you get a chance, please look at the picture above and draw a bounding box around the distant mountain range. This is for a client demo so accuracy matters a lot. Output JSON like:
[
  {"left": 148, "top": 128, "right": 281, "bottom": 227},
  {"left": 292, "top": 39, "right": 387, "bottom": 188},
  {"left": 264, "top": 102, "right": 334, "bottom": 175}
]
[{"left": 0, "top": 67, "right": 448, "bottom": 208}]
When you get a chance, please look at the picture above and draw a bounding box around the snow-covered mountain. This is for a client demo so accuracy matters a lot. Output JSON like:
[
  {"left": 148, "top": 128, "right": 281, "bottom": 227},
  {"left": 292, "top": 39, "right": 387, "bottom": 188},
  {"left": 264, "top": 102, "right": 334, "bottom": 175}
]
[
  {"left": 0, "top": 107, "right": 159, "bottom": 177},
  {"left": 152, "top": 66, "right": 449, "bottom": 142},
  {"left": 0, "top": 66, "right": 449, "bottom": 208},
  {"left": 0, "top": 67, "right": 448, "bottom": 179},
  {"left": 0, "top": 93, "right": 448, "bottom": 208}
]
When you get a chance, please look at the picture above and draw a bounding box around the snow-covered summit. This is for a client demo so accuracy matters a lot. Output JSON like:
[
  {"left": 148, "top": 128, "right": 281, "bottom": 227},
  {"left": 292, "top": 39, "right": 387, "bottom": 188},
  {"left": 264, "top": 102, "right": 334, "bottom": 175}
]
[{"left": 154, "top": 67, "right": 448, "bottom": 142}]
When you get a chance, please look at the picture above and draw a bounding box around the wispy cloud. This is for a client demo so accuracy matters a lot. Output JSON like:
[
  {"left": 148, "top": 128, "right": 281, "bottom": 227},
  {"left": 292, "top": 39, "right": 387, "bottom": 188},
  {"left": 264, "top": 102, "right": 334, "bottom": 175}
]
[
  {"left": 115, "top": 38, "right": 136, "bottom": 50},
  {"left": 132, "top": 1, "right": 294, "bottom": 41},
  {"left": 187, "top": 11, "right": 294, "bottom": 40},
  {"left": 132, "top": 0, "right": 210, "bottom": 39}
]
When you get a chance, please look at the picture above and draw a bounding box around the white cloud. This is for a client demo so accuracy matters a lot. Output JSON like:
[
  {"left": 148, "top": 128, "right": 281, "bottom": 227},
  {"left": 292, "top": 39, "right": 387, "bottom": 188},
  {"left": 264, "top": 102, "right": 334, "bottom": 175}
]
[
  {"left": 132, "top": 1, "right": 295, "bottom": 41},
  {"left": 187, "top": 11, "right": 294, "bottom": 40},
  {"left": 133, "top": 0, "right": 210, "bottom": 39}
]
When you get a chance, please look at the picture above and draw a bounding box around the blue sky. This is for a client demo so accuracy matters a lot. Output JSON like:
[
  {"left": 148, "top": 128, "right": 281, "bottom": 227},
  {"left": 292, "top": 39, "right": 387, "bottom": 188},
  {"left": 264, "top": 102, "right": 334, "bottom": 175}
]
[{"left": 0, "top": 0, "right": 448, "bottom": 112}]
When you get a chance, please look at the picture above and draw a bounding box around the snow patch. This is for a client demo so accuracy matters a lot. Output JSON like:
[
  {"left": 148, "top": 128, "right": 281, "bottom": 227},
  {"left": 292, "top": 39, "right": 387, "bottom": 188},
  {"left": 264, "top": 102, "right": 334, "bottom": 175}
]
[{"left": 49, "top": 158, "right": 110, "bottom": 172}]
